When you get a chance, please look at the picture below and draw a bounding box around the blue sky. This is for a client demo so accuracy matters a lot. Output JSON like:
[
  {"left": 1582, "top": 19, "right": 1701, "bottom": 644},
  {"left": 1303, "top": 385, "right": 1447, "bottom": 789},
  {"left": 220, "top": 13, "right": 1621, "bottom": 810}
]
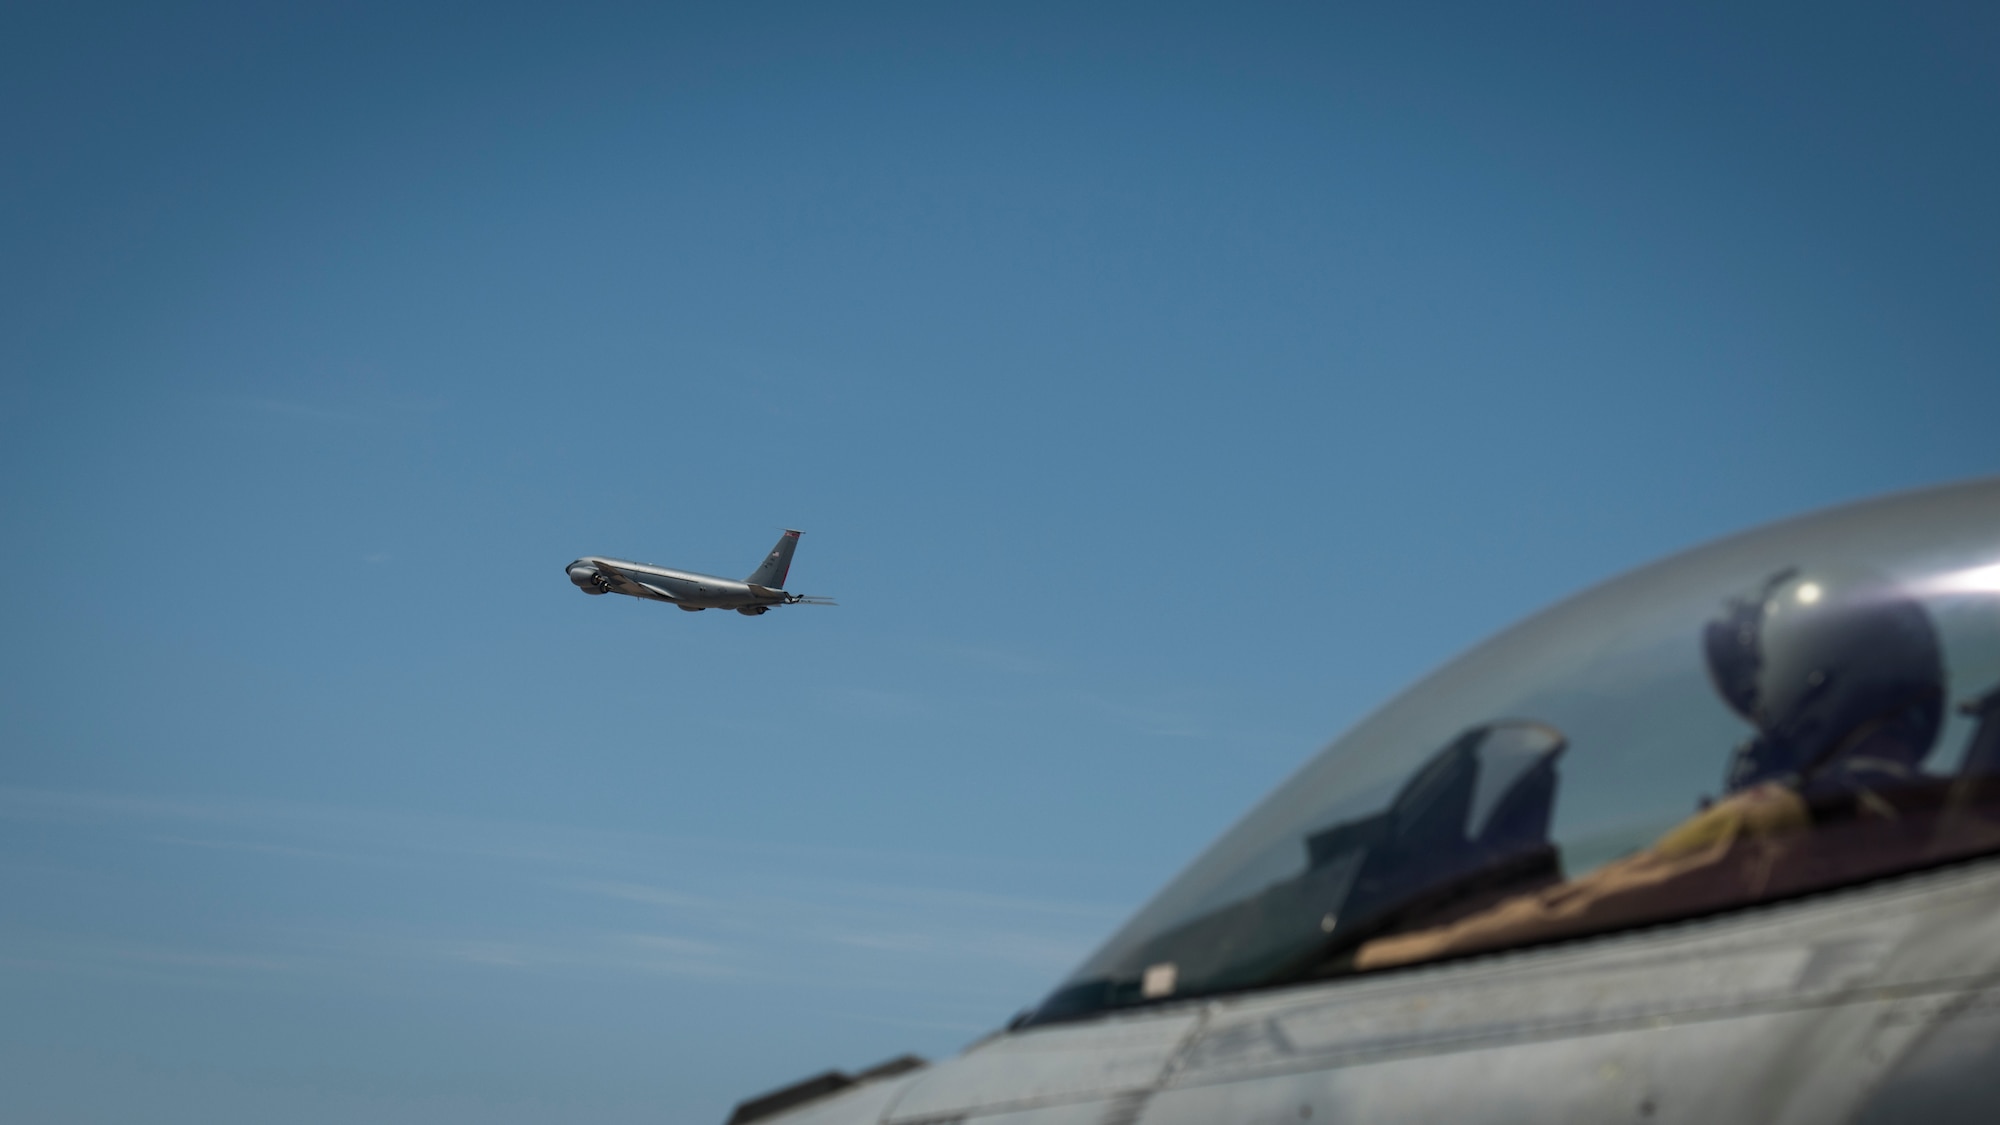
[{"left": 4, "top": 4, "right": 1999, "bottom": 1121}]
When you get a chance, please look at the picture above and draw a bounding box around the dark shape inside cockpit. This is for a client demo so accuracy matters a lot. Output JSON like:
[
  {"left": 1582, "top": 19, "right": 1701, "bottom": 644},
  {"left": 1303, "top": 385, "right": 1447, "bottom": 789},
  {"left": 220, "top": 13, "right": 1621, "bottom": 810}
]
[
  {"left": 1294, "top": 720, "right": 1567, "bottom": 973},
  {"left": 1708, "top": 568, "right": 1944, "bottom": 797},
  {"left": 1026, "top": 721, "right": 1568, "bottom": 1023}
]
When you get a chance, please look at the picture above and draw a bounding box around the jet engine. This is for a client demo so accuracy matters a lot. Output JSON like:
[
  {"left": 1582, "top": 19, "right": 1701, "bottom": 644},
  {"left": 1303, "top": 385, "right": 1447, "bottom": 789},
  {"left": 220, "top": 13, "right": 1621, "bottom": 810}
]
[
  {"left": 737, "top": 606, "right": 769, "bottom": 616},
  {"left": 566, "top": 564, "right": 609, "bottom": 594}
]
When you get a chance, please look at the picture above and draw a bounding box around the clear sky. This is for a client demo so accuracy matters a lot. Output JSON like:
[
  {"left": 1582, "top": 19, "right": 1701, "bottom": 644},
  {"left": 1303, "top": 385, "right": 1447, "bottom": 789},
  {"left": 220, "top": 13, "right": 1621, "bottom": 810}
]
[{"left": 4, "top": 4, "right": 1999, "bottom": 1122}]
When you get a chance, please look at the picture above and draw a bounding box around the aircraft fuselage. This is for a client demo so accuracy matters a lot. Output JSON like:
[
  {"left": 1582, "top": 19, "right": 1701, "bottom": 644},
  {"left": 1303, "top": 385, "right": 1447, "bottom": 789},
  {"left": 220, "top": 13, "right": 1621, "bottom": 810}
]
[
  {"left": 565, "top": 529, "right": 828, "bottom": 615},
  {"left": 566, "top": 557, "right": 789, "bottom": 612}
]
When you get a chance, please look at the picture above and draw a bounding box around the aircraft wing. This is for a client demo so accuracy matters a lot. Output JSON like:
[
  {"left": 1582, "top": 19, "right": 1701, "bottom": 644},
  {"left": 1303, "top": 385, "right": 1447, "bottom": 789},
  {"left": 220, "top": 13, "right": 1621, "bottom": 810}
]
[{"left": 592, "top": 564, "right": 679, "bottom": 602}]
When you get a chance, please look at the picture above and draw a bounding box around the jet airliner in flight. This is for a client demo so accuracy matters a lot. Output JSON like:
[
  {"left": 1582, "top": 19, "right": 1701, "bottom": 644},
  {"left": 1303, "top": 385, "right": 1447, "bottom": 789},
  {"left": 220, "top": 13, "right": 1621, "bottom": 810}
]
[{"left": 565, "top": 530, "right": 834, "bottom": 615}]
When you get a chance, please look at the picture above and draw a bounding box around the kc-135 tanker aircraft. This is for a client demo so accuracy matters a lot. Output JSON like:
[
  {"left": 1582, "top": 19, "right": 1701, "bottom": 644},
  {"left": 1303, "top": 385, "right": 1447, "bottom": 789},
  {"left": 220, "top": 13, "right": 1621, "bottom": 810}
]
[
  {"left": 565, "top": 530, "right": 834, "bottom": 615},
  {"left": 725, "top": 479, "right": 2000, "bottom": 1125}
]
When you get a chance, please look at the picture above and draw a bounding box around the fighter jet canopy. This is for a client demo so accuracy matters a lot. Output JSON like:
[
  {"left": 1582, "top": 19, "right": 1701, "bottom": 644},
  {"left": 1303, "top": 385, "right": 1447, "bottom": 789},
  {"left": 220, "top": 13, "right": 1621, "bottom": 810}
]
[{"left": 1031, "top": 479, "right": 2000, "bottom": 1025}]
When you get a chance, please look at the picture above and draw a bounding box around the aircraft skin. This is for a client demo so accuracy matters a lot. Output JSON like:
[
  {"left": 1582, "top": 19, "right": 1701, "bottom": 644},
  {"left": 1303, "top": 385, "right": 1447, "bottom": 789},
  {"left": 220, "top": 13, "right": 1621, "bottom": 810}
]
[
  {"left": 731, "top": 863, "right": 2000, "bottom": 1125},
  {"left": 723, "top": 479, "right": 2000, "bottom": 1125},
  {"left": 565, "top": 530, "right": 833, "bottom": 615}
]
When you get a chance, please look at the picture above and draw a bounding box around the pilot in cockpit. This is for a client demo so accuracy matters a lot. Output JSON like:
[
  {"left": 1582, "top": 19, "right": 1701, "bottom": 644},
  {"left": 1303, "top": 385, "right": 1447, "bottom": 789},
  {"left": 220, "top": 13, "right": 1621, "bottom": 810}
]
[
  {"left": 1707, "top": 568, "right": 1944, "bottom": 803},
  {"left": 1355, "top": 567, "right": 2000, "bottom": 971}
]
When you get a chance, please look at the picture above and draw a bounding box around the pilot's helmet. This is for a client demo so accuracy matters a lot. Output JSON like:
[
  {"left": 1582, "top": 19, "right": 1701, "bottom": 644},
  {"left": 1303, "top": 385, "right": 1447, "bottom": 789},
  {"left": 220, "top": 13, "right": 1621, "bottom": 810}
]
[{"left": 1704, "top": 568, "right": 1944, "bottom": 786}]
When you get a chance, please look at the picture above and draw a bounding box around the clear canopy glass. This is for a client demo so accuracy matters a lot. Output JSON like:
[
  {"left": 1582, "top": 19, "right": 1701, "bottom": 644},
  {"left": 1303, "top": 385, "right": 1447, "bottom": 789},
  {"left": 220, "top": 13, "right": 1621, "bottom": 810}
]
[{"left": 1032, "top": 480, "right": 2000, "bottom": 1024}]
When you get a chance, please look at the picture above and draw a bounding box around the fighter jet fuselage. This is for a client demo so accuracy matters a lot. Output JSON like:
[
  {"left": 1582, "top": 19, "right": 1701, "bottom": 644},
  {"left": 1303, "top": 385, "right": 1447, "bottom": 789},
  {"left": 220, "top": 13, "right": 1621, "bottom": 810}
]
[
  {"left": 721, "top": 479, "right": 2000, "bottom": 1125},
  {"left": 565, "top": 530, "right": 833, "bottom": 615}
]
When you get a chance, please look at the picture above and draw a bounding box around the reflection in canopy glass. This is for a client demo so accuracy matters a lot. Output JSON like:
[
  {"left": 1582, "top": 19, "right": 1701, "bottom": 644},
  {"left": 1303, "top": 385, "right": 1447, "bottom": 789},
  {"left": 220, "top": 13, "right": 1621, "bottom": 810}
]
[{"left": 1031, "top": 481, "right": 2000, "bottom": 1025}]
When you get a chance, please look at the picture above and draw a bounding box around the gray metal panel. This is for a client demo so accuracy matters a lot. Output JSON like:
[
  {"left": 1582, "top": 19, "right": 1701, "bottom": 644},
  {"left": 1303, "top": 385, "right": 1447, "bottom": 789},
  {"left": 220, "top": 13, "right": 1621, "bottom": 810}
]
[
  {"left": 1146, "top": 994, "right": 1997, "bottom": 1125},
  {"left": 1167, "top": 939, "right": 1827, "bottom": 1087},
  {"left": 1145, "top": 1012, "right": 1821, "bottom": 1125},
  {"left": 748, "top": 1073, "right": 923, "bottom": 1125},
  {"left": 753, "top": 858, "right": 2000, "bottom": 1124},
  {"left": 958, "top": 1099, "right": 1138, "bottom": 1124},
  {"left": 747, "top": 859, "right": 2000, "bottom": 1125},
  {"left": 884, "top": 1012, "right": 1203, "bottom": 1123},
  {"left": 1851, "top": 986, "right": 2000, "bottom": 1125}
]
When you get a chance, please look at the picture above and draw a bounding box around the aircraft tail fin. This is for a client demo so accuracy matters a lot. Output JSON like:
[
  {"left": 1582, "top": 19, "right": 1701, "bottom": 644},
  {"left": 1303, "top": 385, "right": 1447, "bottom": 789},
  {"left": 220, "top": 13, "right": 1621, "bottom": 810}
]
[{"left": 747, "top": 529, "right": 802, "bottom": 588}]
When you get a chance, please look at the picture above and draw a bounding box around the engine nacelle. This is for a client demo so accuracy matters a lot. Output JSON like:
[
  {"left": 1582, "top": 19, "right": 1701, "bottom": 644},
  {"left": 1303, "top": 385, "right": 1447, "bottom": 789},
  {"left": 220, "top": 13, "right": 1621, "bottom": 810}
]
[
  {"left": 567, "top": 564, "right": 607, "bottom": 593},
  {"left": 737, "top": 606, "right": 769, "bottom": 616}
]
